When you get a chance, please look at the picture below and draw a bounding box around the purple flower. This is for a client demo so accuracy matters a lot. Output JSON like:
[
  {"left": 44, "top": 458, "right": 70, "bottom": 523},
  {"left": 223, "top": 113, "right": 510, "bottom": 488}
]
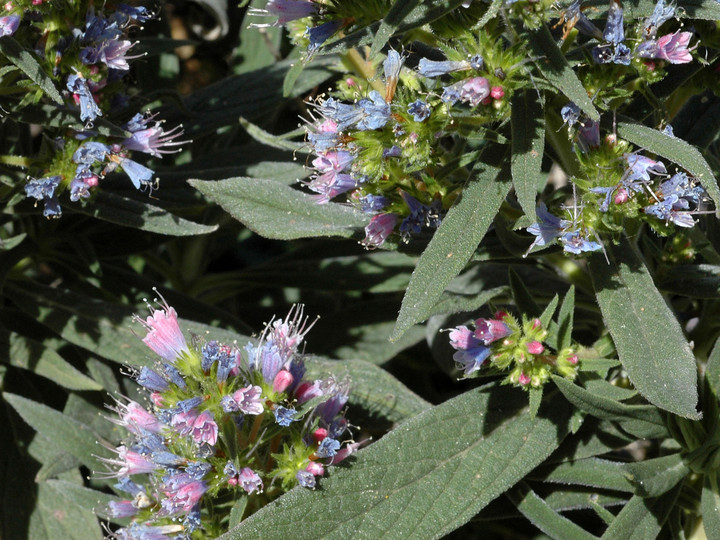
[
  {"left": 448, "top": 325, "right": 481, "bottom": 350},
  {"left": 526, "top": 203, "right": 570, "bottom": 251},
  {"left": 361, "top": 213, "right": 397, "bottom": 248},
  {"left": 171, "top": 409, "right": 218, "bottom": 446},
  {"left": 644, "top": 196, "right": 695, "bottom": 228},
  {"left": 641, "top": 0, "right": 675, "bottom": 40},
  {"left": 238, "top": 467, "right": 263, "bottom": 494},
  {"left": 135, "top": 296, "right": 189, "bottom": 363},
  {"left": 560, "top": 102, "right": 581, "bottom": 127},
  {"left": 577, "top": 119, "right": 600, "bottom": 152},
  {"left": 474, "top": 318, "right": 511, "bottom": 344},
  {"left": 66, "top": 73, "right": 103, "bottom": 123},
  {"left": 69, "top": 170, "right": 98, "bottom": 201},
  {"left": 624, "top": 154, "right": 667, "bottom": 183},
  {"left": 592, "top": 0, "right": 631, "bottom": 65},
  {"left": 636, "top": 32, "right": 693, "bottom": 64},
  {"left": 25, "top": 176, "right": 62, "bottom": 218},
  {"left": 297, "top": 469, "right": 316, "bottom": 488},
  {"left": 122, "top": 118, "right": 187, "bottom": 157},
  {"left": 98, "top": 445, "right": 159, "bottom": 477},
  {"left": 135, "top": 366, "right": 168, "bottom": 391},
  {"left": 443, "top": 77, "right": 490, "bottom": 106},
  {"left": 306, "top": 19, "right": 343, "bottom": 54},
  {"left": 232, "top": 385, "right": 264, "bottom": 415},
  {"left": 73, "top": 141, "right": 110, "bottom": 166},
  {"left": 80, "top": 39, "right": 137, "bottom": 70},
  {"left": 107, "top": 500, "right": 139, "bottom": 518},
  {"left": 160, "top": 473, "right": 207, "bottom": 515},
  {"left": 249, "top": 0, "right": 317, "bottom": 27},
  {"left": 407, "top": 100, "right": 431, "bottom": 122},
  {"left": 307, "top": 119, "right": 340, "bottom": 153},
  {"left": 308, "top": 172, "right": 358, "bottom": 203},
  {"left": 355, "top": 193, "right": 389, "bottom": 213},
  {"left": 454, "top": 346, "right": 492, "bottom": 376},
  {"left": 0, "top": 15, "right": 20, "bottom": 36},
  {"left": 312, "top": 150, "right": 353, "bottom": 174},
  {"left": 115, "top": 523, "right": 184, "bottom": 540}
]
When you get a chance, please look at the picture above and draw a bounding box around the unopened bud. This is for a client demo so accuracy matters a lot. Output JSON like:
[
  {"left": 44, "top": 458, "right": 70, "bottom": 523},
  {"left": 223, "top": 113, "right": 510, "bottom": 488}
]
[
  {"left": 490, "top": 86, "right": 504, "bottom": 99},
  {"left": 518, "top": 372, "right": 531, "bottom": 385},
  {"left": 306, "top": 461, "right": 324, "bottom": 476},
  {"left": 614, "top": 188, "right": 628, "bottom": 205},
  {"left": 273, "top": 370, "right": 294, "bottom": 393},
  {"left": 527, "top": 341, "right": 545, "bottom": 355},
  {"left": 312, "top": 428, "right": 328, "bottom": 444}
]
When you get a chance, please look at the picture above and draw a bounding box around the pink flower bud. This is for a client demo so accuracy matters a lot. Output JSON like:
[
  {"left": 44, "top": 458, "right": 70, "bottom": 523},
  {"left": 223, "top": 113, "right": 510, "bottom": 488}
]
[
  {"left": 614, "top": 188, "right": 628, "bottom": 205},
  {"left": 494, "top": 310, "right": 508, "bottom": 320},
  {"left": 305, "top": 461, "right": 324, "bottom": 476},
  {"left": 227, "top": 477, "right": 238, "bottom": 486},
  {"left": 4, "top": 3, "right": 13, "bottom": 11},
  {"left": 527, "top": 341, "right": 545, "bottom": 355},
  {"left": 346, "top": 78, "right": 356, "bottom": 86},
  {"left": 518, "top": 372, "right": 531, "bottom": 385},
  {"left": 273, "top": 369, "right": 294, "bottom": 393},
  {"left": 150, "top": 392, "right": 165, "bottom": 407},
  {"left": 313, "top": 427, "right": 328, "bottom": 444},
  {"left": 490, "top": 86, "right": 504, "bottom": 99},
  {"left": 531, "top": 318, "right": 542, "bottom": 329},
  {"left": 567, "top": 354, "right": 579, "bottom": 365}
]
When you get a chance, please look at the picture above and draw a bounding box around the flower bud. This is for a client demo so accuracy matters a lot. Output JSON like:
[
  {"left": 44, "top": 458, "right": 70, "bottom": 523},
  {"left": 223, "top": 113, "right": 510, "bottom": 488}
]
[
  {"left": 526, "top": 341, "right": 545, "bottom": 355},
  {"left": 273, "top": 369, "right": 294, "bottom": 393}
]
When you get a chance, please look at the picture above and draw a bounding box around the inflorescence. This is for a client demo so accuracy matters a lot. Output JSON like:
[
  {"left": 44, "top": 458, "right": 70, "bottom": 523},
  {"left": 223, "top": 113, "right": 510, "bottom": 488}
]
[
  {"left": 5, "top": 0, "right": 188, "bottom": 217},
  {"left": 99, "top": 297, "right": 358, "bottom": 538}
]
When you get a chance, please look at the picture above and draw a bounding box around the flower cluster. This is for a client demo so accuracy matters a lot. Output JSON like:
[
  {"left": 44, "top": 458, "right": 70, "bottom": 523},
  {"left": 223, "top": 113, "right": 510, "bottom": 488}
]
[
  {"left": 100, "top": 297, "right": 358, "bottom": 538},
  {"left": 7, "top": 1, "right": 187, "bottom": 217},
  {"left": 300, "top": 35, "right": 522, "bottom": 247},
  {"left": 448, "top": 312, "right": 579, "bottom": 389}
]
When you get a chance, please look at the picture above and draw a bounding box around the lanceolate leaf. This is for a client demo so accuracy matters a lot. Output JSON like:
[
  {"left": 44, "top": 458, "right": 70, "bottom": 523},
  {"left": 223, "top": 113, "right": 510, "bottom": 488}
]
[
  {"left": 0, "top": 36, "right": 63, "bottom": 104},
  {"left": 623, "top": 453, "right": 689, "bottom": 497},
  {"left": 370, "top": 0, "right": 421, "bottom": 58},
  {"left": 4, "top": 393, "right": 111, "bottom": 469},
  {"left": 391, "top": 164, "right": 512, "bottom": 341},
  {"left": 617, "top": 122, "right": 720, "bottom": 217},
  {"left": 588, "top": 239, "right": 699, "bottom": 419},
  {"left": 701, "top": 472, "right": 720, "bottom": 539},
  {"left": 76, "top": 191, "right": 218, "bottom": 236},
  {"left": 600, "top": 485, "right": 682, "bottom": 540},
  {"left": 511, "top": 89, "right": 546, "bottom": 224},
  {"left": 508, "top": 482, "right": 596, "bottom": 540},
  {"left": 526, "top": 25, "right": 598, "bottom": 121},
  {"left": 190, "top": 178, "right": 367, "bottom": 240},
  {"left": 224, "top": 384, "right": 572, "bottom": 540}
]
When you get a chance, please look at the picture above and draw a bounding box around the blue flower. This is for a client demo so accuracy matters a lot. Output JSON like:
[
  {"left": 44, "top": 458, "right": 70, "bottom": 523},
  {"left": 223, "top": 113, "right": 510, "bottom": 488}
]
[
  {"left": 592, "top": 0, "right": 631, "bottom": 65},
  {"left": 135, "top": 366, "right": 168, "bottom": 391},
  {"left": 641, "top": 0, "right": 675, "bottom": 40},
  {"left": 274, "top": 406, "right": 297, "bottom": 426},
  {"left": 306, "top": 20, "right": 343, "bottom": 54},
  {"left": 73, "top": 141, "right": 110, "bottom": 166},
  {"left": 25, "top": 176, "right": 62, "bottom": 218},
  {"left": 356, "top": 91, "right": 391, "bottom": 131},
  {"left": 66, "top": 73, "right": 103, "bottom": 123},
  {"left": 644, "top": 196, "right": 695, "bottom": 228},
  {"left": 110, "top": 155, "right": 155, "bottom": 189},
  {"left": 560, "top": 231, "right": 603, "bottom": 254},
  {"left": 296, "top": 470, "right": 316, "bottom": 488},
  {"left": 0, "top": 15, "right": 20, "bottom": 37},
  {"left": 407, "top": 100, "right": 431, "bottom": 122},
  {"left": 560, "top": 102, "right": 581, "bottom": 127},
  {"left": 418, "top": 58, "right": 470, "bottom": 78},
  {"left": 526, "top": 203, "right": 569, "bottom": 250},
  {"left": 453, "top": 345, "right": 492, "bottom": 376},
  {"left": 315, "top": 437, "right": 341, "bottom": 458}
]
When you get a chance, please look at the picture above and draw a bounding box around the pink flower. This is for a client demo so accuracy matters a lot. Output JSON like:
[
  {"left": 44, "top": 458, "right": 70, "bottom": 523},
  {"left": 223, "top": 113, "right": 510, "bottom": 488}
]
[
  {"left": 473, "top": 318, "right": 511, "bottom": 344},
  {"left": 136, "top": 295, "right": 189, "bottom": 363},
  {"left": 107, "top": 397, "right": 161, "bottom": 434},
  {"left": 232, "top": 384, "right": 264, "bottom": 415},
  {"left": 98, "top": 446, "right": 158, "bottom": 477},
  {"left": 237, "top": 467, "right": 263, "bottom": 494},
  {"left": 171, "top": 410, "right": 219, "bottom": 446},
  {"left": 637, "top": 32, "right": 693, "bottom": 64},
  {"left": 448, "top": 325, "right": 480, "bottom": 350},
  {"left": 459, "top": 77, "right": 490, "bottom": 106},
  {"left": 160, "top": 473, "right": 207, "bottom": 515},
  {"left": 361, "top": 213, "right": 397, "bottom": 248}
]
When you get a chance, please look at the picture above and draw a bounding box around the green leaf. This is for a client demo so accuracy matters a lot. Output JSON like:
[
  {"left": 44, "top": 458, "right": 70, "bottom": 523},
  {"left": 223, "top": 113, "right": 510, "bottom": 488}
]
[
  {"left": 708, "top": 335, "right": 720, "bottom": 398},
  {"left": 539, "top": 294, "right": 559, "bottom": 329},
  {"left": 656, "top": 264, "right": 720, "bottom": 298},
  {"left": 1, "top": 331, "right": 102, "bottom": 391},
  {"left": 511, "top": 89, "right": 546, "bottom": 226},
  {"left": 552, "top": 376, "right": 666, "bottom": 427},
  {"left": 391, "top": 164, "right": 512, "bottom": 340},
  {"left": 238, "top": 117, "right": 308, "bottom": 154},
  {"left": 0, "top": 37, "right": 63, "bottom": 104},
  {"left": 508, "top": 482, "right": 597, "bottom": 540},
  {"left": 370, "top": 0, "right": 420, "bottom": 58},
  {"left": 588, "top": 239, "right": 699, "bottom": 419},
  {"left": 45, "top": 480, "right": 117, "bottom": 518},
  {"left": 557, "top": 285, "right": 575, "bottom": 351},
  {"left": 4, "top": 393, "right": 110, "bottom": 470},
  {"left": 306, "top": 358, "right": 431, "bottom": 424},
  {"left": 534, "top": 458, "right": 633, "bottom": 492},
  {"left": 190, "top": 177, "right": 367, "bottom": 240},
  {"left": 428, "top": 285, "right": 509, "bottom": 319},
  {"left": 509, "top": 267, "right": 542, "bottom": 317},
  {"left": 28, "top": 481, "right": 102, "bottom": 540},
  {"left": 600, "top": 485, "right": 682, "bottom": 540},
  {"left": 75, "top": 191, "right": 218, "bottom": 236},
  {"left": 623, "top": 453, "right": 689, "bottom": 497},
  {"left": 617, "top": 122, "right": 720, "bottom": 217},
  {"left": 225, "top": 384, "right": 572, "bottom": 540},
  {"left": 526, "top": 25, "right": 598, "bottom": 121},
  {"left": 701, "top": 472, "right": 720, "bottom": 539}
]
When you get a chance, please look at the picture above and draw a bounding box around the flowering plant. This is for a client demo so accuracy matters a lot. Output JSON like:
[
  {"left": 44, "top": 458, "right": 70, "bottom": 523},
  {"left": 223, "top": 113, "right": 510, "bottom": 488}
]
[{"left": 4, "top": 0, "right": 720, "bottom": 539}]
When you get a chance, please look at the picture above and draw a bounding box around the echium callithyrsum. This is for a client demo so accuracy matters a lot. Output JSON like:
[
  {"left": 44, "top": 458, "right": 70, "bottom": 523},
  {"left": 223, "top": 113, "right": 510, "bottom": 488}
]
[
  {"left": 448, "top": 311, "right": 579, "bottom": 389},
  {"left": 99, "top": 295, "right": 360, "bottom": 538}
]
